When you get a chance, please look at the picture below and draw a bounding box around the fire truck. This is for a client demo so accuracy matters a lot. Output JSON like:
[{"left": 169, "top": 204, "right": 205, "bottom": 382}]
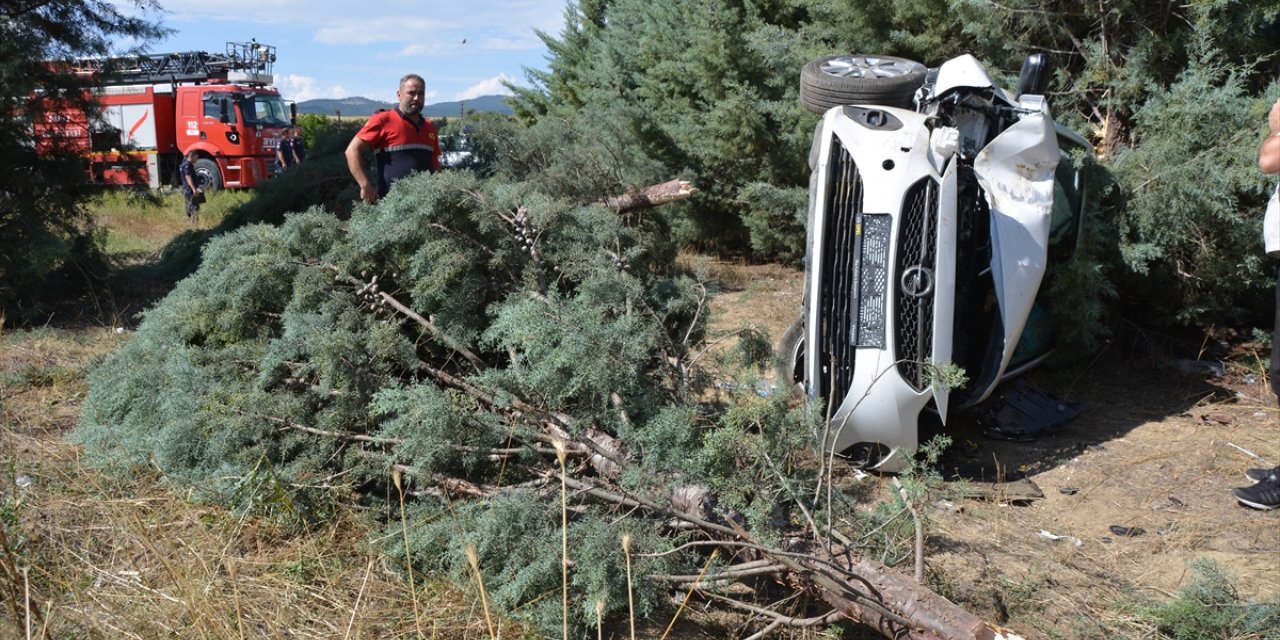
[{"left": 35, "top": 41, "right": 293, "bottom": 191}]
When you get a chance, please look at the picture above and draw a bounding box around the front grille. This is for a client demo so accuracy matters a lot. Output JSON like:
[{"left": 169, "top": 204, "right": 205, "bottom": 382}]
[
  {"left": 816, "top": 139, "right": 894, "bottom": 404},
  {"left": 817, "top": 138, "right": 860, "bottom": 402},
  {"left": 895, "top": 179, "right": 939, "bottom": 390}
]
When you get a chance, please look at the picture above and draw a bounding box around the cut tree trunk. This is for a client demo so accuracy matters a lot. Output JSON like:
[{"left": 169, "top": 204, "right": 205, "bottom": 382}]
[
  {"left": 603, "top": 179, "right": 697, "bottom": 212},
  {"left": 797, "top": 548, "right": 1025, "bottom": 640}
]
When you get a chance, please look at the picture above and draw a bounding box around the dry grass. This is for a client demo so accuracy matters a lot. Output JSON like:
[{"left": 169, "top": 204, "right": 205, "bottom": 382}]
[{"left": 0, "top": 326, "right": 523, "bottom": 640}]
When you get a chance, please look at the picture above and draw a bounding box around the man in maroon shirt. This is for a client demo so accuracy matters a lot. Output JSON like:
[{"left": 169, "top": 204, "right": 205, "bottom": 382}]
[{"left": 345, "top": 73, "right": 441, "bottom": 204}]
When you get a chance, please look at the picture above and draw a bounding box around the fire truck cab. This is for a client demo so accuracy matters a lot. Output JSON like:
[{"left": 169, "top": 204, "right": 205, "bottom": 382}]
[{"left": 37, "top": 41, "right": 292, "bottom": 191}]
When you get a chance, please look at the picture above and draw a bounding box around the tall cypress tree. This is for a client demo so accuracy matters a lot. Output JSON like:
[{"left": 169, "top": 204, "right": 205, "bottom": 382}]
[{"left": 0, "top": 0, "right": 166, "bottom": 320}]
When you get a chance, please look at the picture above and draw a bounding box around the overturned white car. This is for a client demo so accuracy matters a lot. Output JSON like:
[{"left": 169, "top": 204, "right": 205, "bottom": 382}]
[{"left": 782, "top": 54, "right": 1090, "bottom": 471}]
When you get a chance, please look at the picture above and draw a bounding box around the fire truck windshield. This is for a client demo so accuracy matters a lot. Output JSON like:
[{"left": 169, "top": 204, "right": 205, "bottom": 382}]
[{"left": 240, "top": 93, "right": 291, "bottom": 127}]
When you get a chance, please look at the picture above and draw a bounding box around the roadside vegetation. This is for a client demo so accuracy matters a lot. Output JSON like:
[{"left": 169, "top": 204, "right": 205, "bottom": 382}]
[{"left": 92, "top": 190, "right": 249, "bottom": 259}]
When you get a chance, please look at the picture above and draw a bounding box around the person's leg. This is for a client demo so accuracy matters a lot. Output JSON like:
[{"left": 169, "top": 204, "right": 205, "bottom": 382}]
[{"left": 1272, "top": 268, "right": 1279, "bottom": 402}]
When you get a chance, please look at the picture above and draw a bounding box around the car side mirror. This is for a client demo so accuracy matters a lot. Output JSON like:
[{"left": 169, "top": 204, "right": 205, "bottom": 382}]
[
  {"left": 219, "top": 99, "right": 231, "bottom": 124},
  {"left": 1017, "top": 53, "right": 1051, "bottom": 97}
]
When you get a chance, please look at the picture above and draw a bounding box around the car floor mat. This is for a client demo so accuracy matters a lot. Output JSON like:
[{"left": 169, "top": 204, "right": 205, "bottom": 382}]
[{"left": 979, "top": 380, "right": 1084, "bottom": 441}]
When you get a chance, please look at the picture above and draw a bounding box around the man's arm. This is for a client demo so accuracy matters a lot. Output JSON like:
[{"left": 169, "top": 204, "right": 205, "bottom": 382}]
[
  {"left": 346, "top": 136, "right": 379, "bottom": 204},
  {"left": 1261, "top": 99, "right": 1280, "bottom": 175}
]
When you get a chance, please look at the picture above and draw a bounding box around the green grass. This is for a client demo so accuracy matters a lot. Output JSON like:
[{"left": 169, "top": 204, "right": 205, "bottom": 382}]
[{"left": 90, "top": 189, "right": 252, "bottom": 261}]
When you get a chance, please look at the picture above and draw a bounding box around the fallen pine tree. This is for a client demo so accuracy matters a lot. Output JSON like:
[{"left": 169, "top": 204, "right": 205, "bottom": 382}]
[{"left": 75, "top": 118, "right": 1022, "bottom": 638}]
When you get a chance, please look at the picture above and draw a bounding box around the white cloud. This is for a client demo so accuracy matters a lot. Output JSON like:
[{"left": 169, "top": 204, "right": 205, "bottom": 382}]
[
  {"left": 314, "top": 19, "right": 453, "bottom": 46},
  {"left": 274, "top": 74, "right": 348, "bottom": 102},
  {"left": 399, "top": 42, "right": 453, "bottom": 58},
  {"left": 455, "top": 74, "right": 517, "bottom": 101},
  {"left": 478, "top": 36, "right": 544, "bottom": 52}
]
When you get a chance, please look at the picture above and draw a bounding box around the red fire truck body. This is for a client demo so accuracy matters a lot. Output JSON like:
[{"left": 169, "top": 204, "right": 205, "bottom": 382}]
[{"left": 35, "top": 41, "right": 291, "bottom": 191}]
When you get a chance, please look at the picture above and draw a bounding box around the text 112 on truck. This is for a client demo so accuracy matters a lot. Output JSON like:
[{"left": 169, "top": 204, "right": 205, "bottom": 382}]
[{"left": 35, "top": 40, "right": 295, "bottom": 191}]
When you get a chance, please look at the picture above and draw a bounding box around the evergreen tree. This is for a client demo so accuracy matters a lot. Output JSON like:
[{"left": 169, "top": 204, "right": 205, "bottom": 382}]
[
  {"left": 513, "top": 0, "right": 817, "bottom": 255},
  {"left": 76, "top": 164, "right": 830, "bottom": 636},
  {"left": 0, "top": 0, "right": 165, "bottom": 320},
  {"left": 1109, "top": 44, "right": 1278, "bottom": 324},
  {"left": 947, "top": 0, "right": 1280, "bottom": 154},
  {"left": 510, "top": 0, "right": 612, "bottom": 120}
]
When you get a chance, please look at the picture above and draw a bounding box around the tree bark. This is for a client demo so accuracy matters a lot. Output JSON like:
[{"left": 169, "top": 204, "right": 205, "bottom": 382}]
[
  {"left": 603, "top": 179, "right": 697, "bottom": 212},
  {"left": 799, "top": 547, "right": 1025, "bottom": 640}
]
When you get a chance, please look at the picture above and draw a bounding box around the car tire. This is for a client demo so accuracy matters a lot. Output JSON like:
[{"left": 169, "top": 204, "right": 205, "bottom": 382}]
[
  {"left": 193, "top": 158, "right": 223, "bottom": 193},
  {"left": 799, "top": 54, "right": 927, "bottom": 115},
  {"left": 776, "top": 315, "right": 805, "bottom": 394}
]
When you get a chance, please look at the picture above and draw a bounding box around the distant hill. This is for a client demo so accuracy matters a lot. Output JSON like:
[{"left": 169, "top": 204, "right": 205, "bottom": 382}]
[{"left": 296, "top": 94, "right": 514, "bottom": 118}]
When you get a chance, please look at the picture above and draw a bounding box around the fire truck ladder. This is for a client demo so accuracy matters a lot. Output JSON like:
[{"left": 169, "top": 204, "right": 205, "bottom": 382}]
[{"left": 69, "top": 41, "right": 277, "bottom": 86}]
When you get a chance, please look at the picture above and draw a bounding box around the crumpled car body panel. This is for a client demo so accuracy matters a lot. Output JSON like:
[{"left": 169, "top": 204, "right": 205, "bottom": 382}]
[{"left": 801, "top": 55, "right": 1064, "bottom": 471}]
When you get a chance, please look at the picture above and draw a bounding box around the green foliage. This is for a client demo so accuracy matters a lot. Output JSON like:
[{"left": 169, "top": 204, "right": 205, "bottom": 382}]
[
  {"left": 1043, "top": 150, "right": 1120, "bottom": 356},
  {"left": 487, "top": 104, "right": 670, "bottom": 207},
  {"left": 947, "top": 0, "right": 1280, "bottom": 147},
  {"left": 391, "top": 491, "right": 678, "bottom": 634},
  {"left": 0, "top": 0, "right": 165, "bottom": 321},
  {"left": 799, "top": 0, "right": 970, "bottom": 66},
  {"left": 513, "top": 0, "right": 814, "bottom": 253},
  {"left": 143, "top": 122, "right": 363, "bottom": 282},
  {"left": 70, "top": 1, "right": 1280, "bottom": 634},
  {"left": 1144, "top": 558, "right": 1280, "bottom": 639},
  {"left": 923, "top": 361, "right": 969, "bottom": 393},
  {"left": 737, "top": 182, "right": 807, "bottom": 264},
  {"left": 850, "top": 435, "right": 952, "bottom": 566},
  {"left": 293, "top": 112, "right": 333, "bottom": 148},
  {"left": 1110, "top": 49, "right": 1277, "bottom": 325},
  {"left": 76, "top": 157, "right": 779, "bottom": 634}
]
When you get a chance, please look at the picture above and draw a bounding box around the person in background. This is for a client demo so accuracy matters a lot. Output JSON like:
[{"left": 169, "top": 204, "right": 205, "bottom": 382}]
[
  {"left": 286, "top": 126, "right": 305, "bottom": 165},
  {"left": 345, "top": 73, "right": 440, "bottom": 205},
  {"left": 1233, "top": 96, "right": 1280, "bottom": 510},
  {"left": 275, "top": 128, "right": 294, "bottom": 173},
  {"left": 179, "top": 149, "right": 203, "bottom": 224}
]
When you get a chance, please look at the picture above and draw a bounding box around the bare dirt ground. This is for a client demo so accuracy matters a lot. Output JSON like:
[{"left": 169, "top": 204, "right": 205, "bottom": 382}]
[{"left": 706, "top": 261, "right": 1280, "bottom": 639}]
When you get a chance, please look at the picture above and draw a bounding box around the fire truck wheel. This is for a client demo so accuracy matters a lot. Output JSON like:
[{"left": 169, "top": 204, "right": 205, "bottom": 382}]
[{"left": 193, "top": 159, "right": 223, "bottom": 193}]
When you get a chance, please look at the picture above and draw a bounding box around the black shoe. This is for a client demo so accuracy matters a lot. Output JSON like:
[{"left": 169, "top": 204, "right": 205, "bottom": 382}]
[
  {"left": 1233, "top": 476, "right": 1280, "bottom": 510},
  {"left": 1244, "top": 466, "right": 1280, "bottom": 483}
]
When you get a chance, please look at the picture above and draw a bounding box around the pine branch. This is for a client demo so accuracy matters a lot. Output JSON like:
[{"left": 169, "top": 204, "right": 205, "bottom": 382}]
[
  {"left": 353, "top": 450, "right": 551, "bottom": 499},
  {"left": 254, "top": 412, "right": 566, "bottom": 462},
  {"left": 700, "top": 592, "right": 841, "bottom": 636},
  {"left": 314, "top": 261, "right": 489, "bottom": 372},
  {"left": 414, "top": 357, "right": 627, "bottom": 474},
  {"left": 650, "top": 559, "right": 786, "bottom": 587}
]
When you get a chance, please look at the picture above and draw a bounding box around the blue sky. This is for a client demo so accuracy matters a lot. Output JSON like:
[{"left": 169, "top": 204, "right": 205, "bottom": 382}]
[{"left": 125, "top": 0, "right": 570, "bottom": 104}]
